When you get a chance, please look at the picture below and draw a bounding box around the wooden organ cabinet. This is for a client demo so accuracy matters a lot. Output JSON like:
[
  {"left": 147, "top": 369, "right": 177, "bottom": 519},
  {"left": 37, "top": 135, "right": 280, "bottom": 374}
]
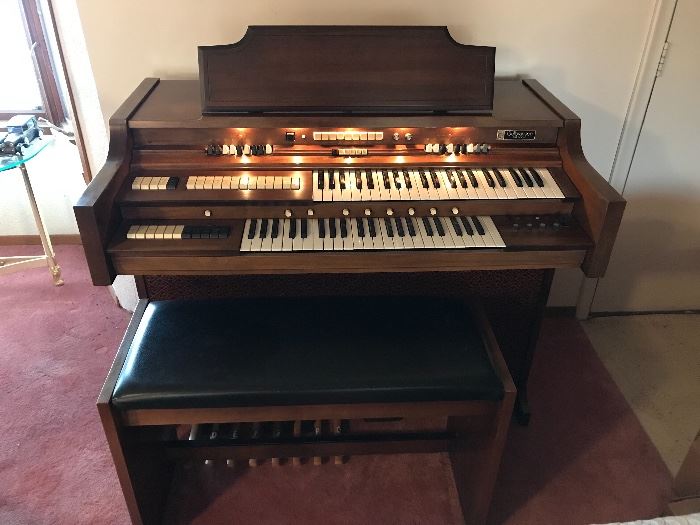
[{"left": 75, "top": 26, "right": 625, "bottom": 524}]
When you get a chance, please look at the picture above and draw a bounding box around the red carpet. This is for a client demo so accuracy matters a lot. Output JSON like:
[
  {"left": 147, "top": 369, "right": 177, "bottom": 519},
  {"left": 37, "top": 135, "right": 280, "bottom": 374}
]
[{"left": 0, "top": 246, "right": 673, "bottom": 524}]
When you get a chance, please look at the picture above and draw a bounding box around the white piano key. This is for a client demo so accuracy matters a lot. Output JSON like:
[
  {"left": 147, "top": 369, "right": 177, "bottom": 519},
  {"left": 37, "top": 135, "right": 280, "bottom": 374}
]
[
  {"left": 418, "top": 217, "right": 437, "bottom": 248},
  {"left": 292, "top": 219, "right": 305, "bottom": 251},
  {"left": 149, "top": 177, "right": 162, "bottom": 191},
  {"left": 145, "top": 225, "right": 158, "bottom": 239},
  {"left": 480, "top": 216, "right": 506, "bottom": 247},
  {"left": 467, "top": 217, "right": 487, "bottom": 247},
  {"left": 376, "top": 218, "right": 392, "bottom": 250},
  {"left": 126, "top": 225, "right": 139, "bottom": 239},
  {"left": 506, "top": 169, "right": 528, "bottom": 199},
  {"left": 331, "top": 170, "right": 342, "bottom": 202},
  {"left": 351, "top": 217, "right": 363, "bottom": 250},
  {"left": 436, "top": 217, "right": 458, "bottom": 248},
  {"left": 388, "top": 218, "right": 403, "bottom": 249},
  {"left": 538, "top": 168, "right": 565, "bottom": 198},
  {"left": 441, "top": 170, "right": 460, "bottom": 201},
  {"left": 455, "top": 217, "right": 476, "bottom": 248},
  {"left": 163, "top": 225, "right": 176, "bottom": 240},
  {"left": 222, "top": 176, "right": 232, "bottom": 190},
  {"left": 485, "top": 169, "right": 508, "bottom": 199},
  {"left": 359, "top": 171, "right": 371, "bottom": 201},
  {"left": 421, "top": 170, "right": 437, "bottom": 201},
  {"left": 332, "top": 218, "right": 344, "bottom": 251},
  {"left": 475, "top": 170, "right": 498, "bottom": 199},
  {"left": 321, "top": 218, "right": 334, "bottom": 251},
  {"left": 322, "top": 170, "right": 332, "bottom": 202},
  {"left": 133, "top": 225, "right": 147, "bottom": 239},
  {"left": 350, "top": 170, "right": 361, "bottom": 201},
  {"left": 281, "top": 219, "right": 292, "bottom": 251},
  {"left": 213, "top": 176, "right": 223, "bottom": 190},
  {"left": 372, "top": 171, "right": 384, "bottom": 201},
  {"left": 131, "top": 177, "right": 143, "bottom": 190},
  {"left": 386, "top": 171, "right": 400, "bottom": 201},
  {"left": 450, "top": 169, "right": 469, "bottom": 200},
  {"left": 496, "top": 169, "right": 518, "bottom": 199},
  {"left": 261, "top": 220, "right": 273, "bottom": 251},
  {"left": 309, "top": 219, "right": 322, "bottom": 251},
  {"left": 301, "top": 219, "right": 314, "bottom": 251},
  {"left": 154, "top": 225, "right": 167, "bottom": 239},
  {"left": 398, "top": 218, "right": 414, "bottom": 249},
  {"left": 172, "top": 225, "right": 185, "bottom": 240},
  {"left": 185, "top": 176, "right": 196, "bottom": 190},
  {"left": 395, "top": 171, "right": 410, "bottom": 201},
  {"left": 203, "top": 177, "right": 214, "bottom": 190},
  {"left": 341, "top": 218, "right": 354, "bottom": 251},
  {"left": 273, "top": 177, "right": 283, "bottom": 190},
  {"left": 271, "top": 219, "right": 283, "bottom": 251},
  {"left": 405, "top": 217, "right": 422, "bottom": 249},
  {"left": 358, "top": 218, "right": 370, "bottom": 250},
  {"left": 442, "top": 217, "right": 466, "bottom": 248},
  {"left": 515, "top": 168, "right": 537, "bottom": 198},
  {"left": 240, "top": 220, "right": 253, "bottom": 251}
]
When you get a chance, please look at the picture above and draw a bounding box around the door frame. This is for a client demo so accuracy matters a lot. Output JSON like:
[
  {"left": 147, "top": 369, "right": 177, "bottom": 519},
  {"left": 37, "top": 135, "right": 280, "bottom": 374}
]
[{"left": 575, "top": 0, "right": 679, "bottom": 319}]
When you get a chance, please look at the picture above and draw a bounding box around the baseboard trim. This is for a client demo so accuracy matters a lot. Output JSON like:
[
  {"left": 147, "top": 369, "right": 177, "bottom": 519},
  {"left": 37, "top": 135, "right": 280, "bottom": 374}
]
[
  {"left": 0, "top": 234, "right": 82, "bottom": 246},
  {"left": 545, "top": 306, "right": 576, "bottom": 317},
  {"left": 590, "top": 309, "right": 700, "bottom": 317}
]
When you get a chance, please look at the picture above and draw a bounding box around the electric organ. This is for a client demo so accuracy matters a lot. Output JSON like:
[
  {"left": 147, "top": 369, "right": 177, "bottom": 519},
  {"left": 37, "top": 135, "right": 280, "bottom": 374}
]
[{"left": 77, "top": 26, "right": 624, "bottom": 425}]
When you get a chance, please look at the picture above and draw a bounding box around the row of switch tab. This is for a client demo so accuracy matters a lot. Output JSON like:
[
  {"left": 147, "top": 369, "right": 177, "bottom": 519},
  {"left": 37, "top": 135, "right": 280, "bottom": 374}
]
[
  {"left": 240, "top": 216, "right": 504, "bottom": 252},
  {"left": 186, "top": 175, "right": 301, "bottom": 190},
  {"left": 313, "top": 131, "right": 383, "bottom": 141},
  {"left": 425, "top": 143, "right": 490, "bottom": 154},
  {"left": 126, "top": 224, "right": 230, "bottom": 240},
  {"left": 312, "top": 167, "right": 564, "bottom": 201},
  {"left": 206, "top": 144, "right": 273, "bottom": 156},
  {"left": 131, "top": 176, "right": 179, "bottom": 191}
]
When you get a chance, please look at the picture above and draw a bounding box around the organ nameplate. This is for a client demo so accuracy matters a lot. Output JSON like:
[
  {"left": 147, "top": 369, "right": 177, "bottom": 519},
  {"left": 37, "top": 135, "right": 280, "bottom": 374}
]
[{"left": 497, "top": 130, "right": 536, "bottom": 141}]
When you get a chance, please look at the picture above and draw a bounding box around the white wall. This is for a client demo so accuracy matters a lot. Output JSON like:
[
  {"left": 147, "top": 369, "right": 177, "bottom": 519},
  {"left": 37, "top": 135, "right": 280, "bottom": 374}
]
[{"left": 74, "top": 0, "right": 656, "bottom": 306}]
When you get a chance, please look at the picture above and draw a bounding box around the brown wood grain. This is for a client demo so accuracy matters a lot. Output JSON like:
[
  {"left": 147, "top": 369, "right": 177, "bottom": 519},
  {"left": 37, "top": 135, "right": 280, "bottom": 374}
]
[{"left": 199, "top": 26, "right": 494, "bottom": 114}]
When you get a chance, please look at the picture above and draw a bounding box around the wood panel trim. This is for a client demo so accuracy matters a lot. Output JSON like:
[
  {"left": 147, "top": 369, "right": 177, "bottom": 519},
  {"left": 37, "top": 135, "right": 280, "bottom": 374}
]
[
  {"left": 122, "top": 401, "right": 494, "bottom": 426},
  {"left": 0, "top": 234, "right": 81, "bottom": 245}
]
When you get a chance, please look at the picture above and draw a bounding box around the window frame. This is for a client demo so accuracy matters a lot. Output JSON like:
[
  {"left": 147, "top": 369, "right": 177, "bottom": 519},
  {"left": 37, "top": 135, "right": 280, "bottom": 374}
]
[{"left": 0, "top": 0, "right": 67, "bottom": 124}]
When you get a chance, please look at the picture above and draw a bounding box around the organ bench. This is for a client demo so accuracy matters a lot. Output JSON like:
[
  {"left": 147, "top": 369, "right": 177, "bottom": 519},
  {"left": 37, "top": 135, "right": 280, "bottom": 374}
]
[{"left": 99, "top": 297, "right": 515, "bottom": 524}]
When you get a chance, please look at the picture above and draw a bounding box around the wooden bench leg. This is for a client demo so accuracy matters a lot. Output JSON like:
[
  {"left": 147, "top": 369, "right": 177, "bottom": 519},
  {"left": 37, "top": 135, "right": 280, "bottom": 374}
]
[
  {"left": 448, "top": 394, "right": 515, "bottom": 524},
  {"left": 99, "top": 403, "right": 173, "bottom": 525}
]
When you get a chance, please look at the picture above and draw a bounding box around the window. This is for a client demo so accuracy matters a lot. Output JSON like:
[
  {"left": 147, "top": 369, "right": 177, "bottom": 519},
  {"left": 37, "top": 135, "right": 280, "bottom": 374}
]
[{"left": 0, "top": 0, "right": 66, "bottom": 124}]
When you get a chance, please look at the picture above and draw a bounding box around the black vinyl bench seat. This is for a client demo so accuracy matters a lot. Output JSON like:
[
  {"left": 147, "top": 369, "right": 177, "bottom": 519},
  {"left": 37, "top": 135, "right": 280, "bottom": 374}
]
[{"left": 111, "top": 296, "right": 504, "bottom": 411}]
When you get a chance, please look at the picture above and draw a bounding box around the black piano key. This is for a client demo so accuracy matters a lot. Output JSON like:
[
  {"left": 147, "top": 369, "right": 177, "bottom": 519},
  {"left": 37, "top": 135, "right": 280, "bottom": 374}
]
[
  {"left": 439, "top": 144, "right": 447, "bottom": 154},
  {"left": 450, "top": 216, "right": 463, "bottom": 235},
  {"left": 182, "top": 226, "right": 193, "bottom": 239},
  {"left": 355, "top": 172, "right": 362, "bottom": 189},
  {"left": 508, "top": 168, "right": 524, "bottom": 187},
  {"left": 420, "top": 171, "right": 429, "bottom": 189},
  {"left": 215, "top": 145, "right": 223, "bottom": 155},
  {"left": 406, "top": 217, "right": 417, "bottom": 237},
  {"left": 329, "top": 172, "right": 336, "bottom": 190},
  {"left": 236, "top": 145, "right": 244, "bottom": 156},
  {"left": 455, "top": 144, "right": 462, "bottom": 155},
  {"left": 471, "top": 216, "right": 486, "bottom": 235},
  {"left": 528, "top": 168, "right": 544, "bottom": 187},
  {"left": 190, "top": 227, "right": 201, "bottom": 239},
  {"left": 459, "top": 216, "right": 474, "bottom": 235},
  {"left": 483, "top": 169, "right": 495, "bottom": 188},
  {"left": 383, "top": 171, "right": 391, "bottom": 189},
  {"left": 368, "top": 218, "right": 377, "bottom": 238},
  {"left": 432, "top": 217, "right": 446, "bottom": 237},
  {"left": 339, "top": 172, "right": 346, "bottom": 189},
  {"left": 520, "top": 168, "right": 534, "bottom": 187},
  {"left": 218, "top": 227, "right": 230, "bottom": 239},
  {"left": 384, "top": 218, "right": 394, "bottom": 237},
  {"left": 446, "top": 171, "right": 457, "bottom": 189},
  {"left": 430, "top": 170, "right": 441, "bottom": 188},
  {"left": 367, "top": 173, "right": 375, "bottom": 189},
  {"left": 466, "top": 169, "right": 478, "bottom": 187},
  {"left": 289, "top": 219, "right": 297, "bottom": 238},
  {"left": 422, "top": 217, "right": 434, "bottom": 236},
  {"left": 329, "top": 218, "right": 337, "bottom": 238},
  {"left": 393, "top": 171, "right": 402, "bottom": 189},
  {"left": 259, "top": 219, "right": 269, "bottom": 238},
  {"left": 395, "top": 217, "right": 405, "bottom": 237},
  {"left": 317, "top": 172, "right": 324, "bottom": 190},
  {"left": 166, "top": 177, "right": 179, "bottom": 190},
  {"left": 247, "top": 219, "right": 258, "bottom": 239},
  {"left": 300, "top": 218, "right": 308, "bottom": 239},
  {"left": 271, "top": 219, "right": 279, "bottom": 238},
  {"left": 340, "top": 218, "right": 348, "bottom": 238},
  {"left": 319, "top": 219, "right": 326, "bottom": 238},
  {"left": 403, "top": 172, "right": 412, "bottom": 189},
  {"left": 493, "top": 168, "right": 507, "bottom": 188},
  {"left": 201, "top": 227, "right": 212, "bottom": 239},
  {"left": 357, "top": 218, "right": 365, "bottom": 237},
  {"left": 456, "top": 170, "right": 468, "bottom": 188}
]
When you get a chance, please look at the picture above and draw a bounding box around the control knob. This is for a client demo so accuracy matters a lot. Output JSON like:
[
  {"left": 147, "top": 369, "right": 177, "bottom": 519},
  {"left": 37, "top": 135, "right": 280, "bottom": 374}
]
[
  {"left": 386, "top": 208, "right": 394, "bottom": 216},
  {"left": 284, "top": 209, "right": 292, "bottom": 218}
]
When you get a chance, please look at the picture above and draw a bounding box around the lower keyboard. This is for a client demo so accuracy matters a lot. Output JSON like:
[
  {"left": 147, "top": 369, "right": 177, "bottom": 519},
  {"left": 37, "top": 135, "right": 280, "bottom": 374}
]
[{"left": 240, "top": 216, "right": 505, "bottom": 252}]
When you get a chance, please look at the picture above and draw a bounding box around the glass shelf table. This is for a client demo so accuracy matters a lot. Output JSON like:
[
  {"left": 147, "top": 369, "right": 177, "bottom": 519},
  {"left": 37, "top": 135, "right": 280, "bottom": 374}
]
[{"left": 0, "top": 135, "right": 64, "bottom": 285}]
